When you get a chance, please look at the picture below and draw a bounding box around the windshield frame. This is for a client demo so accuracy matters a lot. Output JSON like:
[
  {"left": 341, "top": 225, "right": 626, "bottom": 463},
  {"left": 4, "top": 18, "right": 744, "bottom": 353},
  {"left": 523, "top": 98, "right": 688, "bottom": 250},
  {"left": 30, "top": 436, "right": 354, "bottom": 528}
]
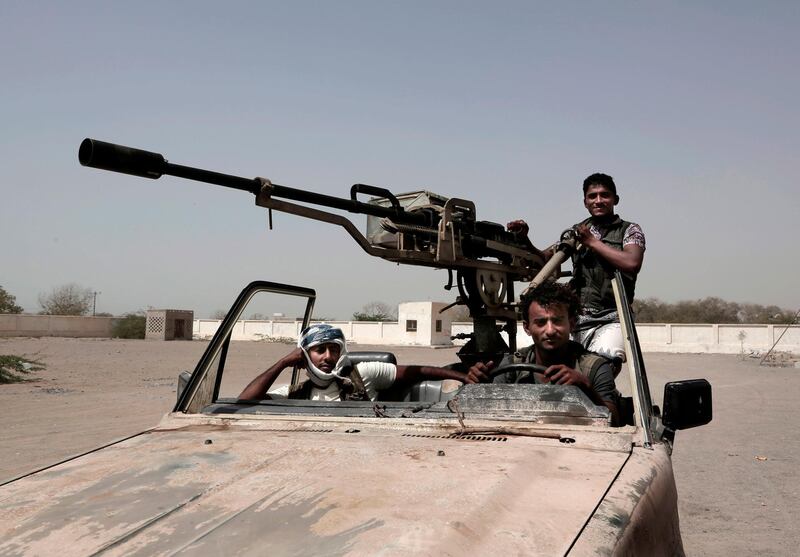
[
  {"left": 612, "top": 271, "right": 654, "bottom": 447},
  {"left": 174, "top": 281, "right": 315, "bottom": 413},
  {"left": 177, "top": 276, "right": 653, "bottom": 444}
]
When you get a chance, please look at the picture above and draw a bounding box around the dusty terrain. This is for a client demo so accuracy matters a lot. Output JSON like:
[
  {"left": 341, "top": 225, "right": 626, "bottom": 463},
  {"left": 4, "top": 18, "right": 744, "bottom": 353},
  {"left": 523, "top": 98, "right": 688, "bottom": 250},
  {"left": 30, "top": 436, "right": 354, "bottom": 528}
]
[{"left": 1, "top": 337, "right": 797, "bottom": 556}]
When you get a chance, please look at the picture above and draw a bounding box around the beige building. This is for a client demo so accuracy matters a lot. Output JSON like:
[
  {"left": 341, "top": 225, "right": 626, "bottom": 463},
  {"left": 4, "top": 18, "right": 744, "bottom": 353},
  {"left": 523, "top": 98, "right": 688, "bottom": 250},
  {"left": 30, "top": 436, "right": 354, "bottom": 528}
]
[
  {"left": 396, "top": 301, "right": 452, "bottom": 346},
  {"left": 145, "top": 309, "right": 194, "bottom": 340}
]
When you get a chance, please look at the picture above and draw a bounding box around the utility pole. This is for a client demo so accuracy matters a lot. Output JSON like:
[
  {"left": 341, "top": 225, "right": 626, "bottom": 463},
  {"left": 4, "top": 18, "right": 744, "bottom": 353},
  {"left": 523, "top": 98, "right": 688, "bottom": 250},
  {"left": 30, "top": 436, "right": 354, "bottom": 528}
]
[{"left": 92, "top": 291, "right": 101, "bottom": 317}]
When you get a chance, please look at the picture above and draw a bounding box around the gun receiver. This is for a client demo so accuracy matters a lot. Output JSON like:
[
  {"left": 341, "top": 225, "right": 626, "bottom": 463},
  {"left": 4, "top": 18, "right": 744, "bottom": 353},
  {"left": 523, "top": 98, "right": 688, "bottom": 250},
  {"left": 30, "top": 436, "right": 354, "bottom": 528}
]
[{"left": 80, "top": 138, "right": 548, "bottom": 361}]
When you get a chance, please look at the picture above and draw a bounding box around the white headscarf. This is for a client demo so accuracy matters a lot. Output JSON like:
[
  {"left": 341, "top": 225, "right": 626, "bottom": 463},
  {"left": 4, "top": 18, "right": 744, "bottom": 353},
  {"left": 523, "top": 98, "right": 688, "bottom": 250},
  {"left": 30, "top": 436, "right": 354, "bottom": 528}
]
[{"left": 298, "top": 324, "right": 350, "bottom": 387}]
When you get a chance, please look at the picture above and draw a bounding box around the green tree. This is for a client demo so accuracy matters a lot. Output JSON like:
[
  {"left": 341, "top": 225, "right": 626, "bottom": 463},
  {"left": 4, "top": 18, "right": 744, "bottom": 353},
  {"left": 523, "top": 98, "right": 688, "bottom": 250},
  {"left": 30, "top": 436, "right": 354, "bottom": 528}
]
[
  {"left": 38, "top": 283, "right": 93, "bottom": 316},
  {"left": 0, "top": 285, "right": 23, "bottom": 314},
  {"left": 352, "top": 301, "right": 395, "bottom": 321},
  {"left": 737, "top": 303, "right": 795, "bottom": 324},
  {"left": 111, "top": 313, "right": 146, "bottom": 339},
  {"left": 632, "top": 297, "right": 669, "bottom": 322}
]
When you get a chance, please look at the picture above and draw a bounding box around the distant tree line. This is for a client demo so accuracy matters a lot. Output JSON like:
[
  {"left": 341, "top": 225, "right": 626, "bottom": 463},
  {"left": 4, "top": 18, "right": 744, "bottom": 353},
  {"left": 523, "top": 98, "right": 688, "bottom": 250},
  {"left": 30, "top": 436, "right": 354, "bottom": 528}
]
[
  {"left": 0, "top": 283, "right": 97, "bottom": 315},
  {"left": 442, "top": 297, "right": 798, "bottom": 324},
  {"left": 632, "top": 297, "right": 797, "bottom": 324}
]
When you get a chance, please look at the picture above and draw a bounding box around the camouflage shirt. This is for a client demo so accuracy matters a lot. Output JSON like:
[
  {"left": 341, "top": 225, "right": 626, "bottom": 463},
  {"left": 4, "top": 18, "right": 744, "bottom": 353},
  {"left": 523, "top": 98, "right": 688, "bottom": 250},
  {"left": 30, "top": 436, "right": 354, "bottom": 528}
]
[{"left": 492, "top": 342, "right": 617, "bottom": 403}]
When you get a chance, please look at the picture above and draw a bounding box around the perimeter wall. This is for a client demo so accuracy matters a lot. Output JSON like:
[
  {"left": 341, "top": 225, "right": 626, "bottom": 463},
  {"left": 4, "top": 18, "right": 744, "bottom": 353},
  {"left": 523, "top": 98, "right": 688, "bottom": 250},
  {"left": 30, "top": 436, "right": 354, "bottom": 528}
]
[
  {"left": 0, "top": 314, "right": 114, "bottom": 338},
  {"left": 1, "top": 314, "right": 798, "bottom": 354},
  {"left": 194, "top": 319, "right": 800, "bottom": 355}
]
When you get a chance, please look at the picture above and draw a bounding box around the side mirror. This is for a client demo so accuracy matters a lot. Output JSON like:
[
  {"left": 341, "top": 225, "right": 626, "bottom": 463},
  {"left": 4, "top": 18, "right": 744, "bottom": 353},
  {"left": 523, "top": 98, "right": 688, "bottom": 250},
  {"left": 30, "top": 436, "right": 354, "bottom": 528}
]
[
  {"left": 662, "top": 379, "right": 712, "bottom": 431},
  {"left": 176, "top": 370, "right": 192, "bottom": 403}
]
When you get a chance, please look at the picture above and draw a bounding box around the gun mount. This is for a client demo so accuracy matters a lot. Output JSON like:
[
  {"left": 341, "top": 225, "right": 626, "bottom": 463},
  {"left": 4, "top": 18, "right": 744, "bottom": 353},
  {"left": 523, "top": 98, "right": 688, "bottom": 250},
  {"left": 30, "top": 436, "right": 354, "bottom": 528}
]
[{"left": 79, "top": 138, "right": 549, "bottom": 362}]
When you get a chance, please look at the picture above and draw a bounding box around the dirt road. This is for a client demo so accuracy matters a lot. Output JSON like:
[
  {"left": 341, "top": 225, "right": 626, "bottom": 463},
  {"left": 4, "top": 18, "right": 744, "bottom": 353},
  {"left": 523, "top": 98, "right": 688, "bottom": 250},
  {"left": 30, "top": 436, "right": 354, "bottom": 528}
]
[{"left": 1, "top": 337, "right": 796, "bottom": 555}]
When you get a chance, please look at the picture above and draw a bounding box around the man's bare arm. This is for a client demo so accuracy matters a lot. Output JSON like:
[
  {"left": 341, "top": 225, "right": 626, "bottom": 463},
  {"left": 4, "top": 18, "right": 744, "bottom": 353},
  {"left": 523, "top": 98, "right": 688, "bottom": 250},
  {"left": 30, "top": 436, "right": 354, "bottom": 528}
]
[
  {"left": 238, "top": 347, "right": 304, "bottom": 400},
  {"left": 590, "top": 242, "right": 644, "bottom": 275},
  {"left": 576, "top": 224, "right": 644, "bottom": 275},
  {"left": 395, "top": 365, "right": 467, "bottom": 385},
  {"left": 506, "top": 220, "right": 550, "bottom": 260}
]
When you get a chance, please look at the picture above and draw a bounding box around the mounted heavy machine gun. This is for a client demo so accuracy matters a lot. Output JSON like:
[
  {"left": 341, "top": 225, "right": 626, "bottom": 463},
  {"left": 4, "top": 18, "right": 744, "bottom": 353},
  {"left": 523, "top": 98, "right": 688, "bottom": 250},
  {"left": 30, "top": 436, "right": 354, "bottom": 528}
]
[{"left": 79, "top": 138, "right": 555, "bottom": 363}]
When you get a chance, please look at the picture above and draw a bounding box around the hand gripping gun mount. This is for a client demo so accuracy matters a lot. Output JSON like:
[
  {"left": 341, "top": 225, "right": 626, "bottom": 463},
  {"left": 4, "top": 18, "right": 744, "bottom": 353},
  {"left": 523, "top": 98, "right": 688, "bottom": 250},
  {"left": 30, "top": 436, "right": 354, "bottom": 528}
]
[{"left": 79, "top": 138, "right": 551, "bottom": 364}]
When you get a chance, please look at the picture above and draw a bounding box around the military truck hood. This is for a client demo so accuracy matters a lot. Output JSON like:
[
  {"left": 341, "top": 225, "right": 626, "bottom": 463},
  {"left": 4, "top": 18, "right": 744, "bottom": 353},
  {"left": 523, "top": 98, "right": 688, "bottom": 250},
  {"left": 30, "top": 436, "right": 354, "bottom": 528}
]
[{"left": 0, "top": 415, "right": 632, "bottom": 556}]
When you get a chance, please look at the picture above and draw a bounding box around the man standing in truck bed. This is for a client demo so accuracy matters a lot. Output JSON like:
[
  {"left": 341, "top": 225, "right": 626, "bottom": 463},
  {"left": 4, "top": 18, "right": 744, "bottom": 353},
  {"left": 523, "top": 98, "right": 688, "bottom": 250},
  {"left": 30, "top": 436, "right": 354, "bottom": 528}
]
[
  {"left": 569, "top": 172, "right": 645, "bottom": 366},
  {"left": 508, "top": 172, "right": 645, "bottom": 367}
]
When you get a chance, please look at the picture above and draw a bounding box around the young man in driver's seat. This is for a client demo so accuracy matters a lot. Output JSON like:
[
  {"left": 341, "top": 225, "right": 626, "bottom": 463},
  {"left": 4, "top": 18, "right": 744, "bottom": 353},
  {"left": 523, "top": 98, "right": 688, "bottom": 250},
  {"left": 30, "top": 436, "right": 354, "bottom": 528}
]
[
  {"left": 238, "top": 323, "right": 466, "bottom": 401},
  {"left": 465, "top": 282, "right": 620, "bottom": 425}
]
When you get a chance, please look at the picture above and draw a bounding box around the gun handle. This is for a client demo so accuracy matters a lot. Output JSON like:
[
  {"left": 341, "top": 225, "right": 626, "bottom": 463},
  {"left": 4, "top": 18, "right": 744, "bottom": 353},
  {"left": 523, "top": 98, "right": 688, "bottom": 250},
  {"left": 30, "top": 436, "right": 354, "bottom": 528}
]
[
  {"left": 79, "top": 138, "right": 166, "bottom": 179},
  {"left": 350, "top": 183, "right": 401, "bottom": 211}
]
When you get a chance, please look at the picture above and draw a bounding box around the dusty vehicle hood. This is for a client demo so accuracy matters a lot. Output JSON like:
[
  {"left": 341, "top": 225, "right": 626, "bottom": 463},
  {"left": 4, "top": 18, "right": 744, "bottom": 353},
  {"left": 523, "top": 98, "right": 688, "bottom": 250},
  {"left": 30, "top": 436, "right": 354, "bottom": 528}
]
[{"left": 0, "top": 414, "right": 633, "bottom": 556}]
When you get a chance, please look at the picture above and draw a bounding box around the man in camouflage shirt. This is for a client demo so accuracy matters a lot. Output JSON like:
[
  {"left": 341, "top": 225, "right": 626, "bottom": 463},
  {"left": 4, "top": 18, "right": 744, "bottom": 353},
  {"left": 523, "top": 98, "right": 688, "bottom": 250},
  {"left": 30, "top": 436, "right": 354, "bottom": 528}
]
[{"left": 465, "top": 282, "right": 619, "bottom": 426}]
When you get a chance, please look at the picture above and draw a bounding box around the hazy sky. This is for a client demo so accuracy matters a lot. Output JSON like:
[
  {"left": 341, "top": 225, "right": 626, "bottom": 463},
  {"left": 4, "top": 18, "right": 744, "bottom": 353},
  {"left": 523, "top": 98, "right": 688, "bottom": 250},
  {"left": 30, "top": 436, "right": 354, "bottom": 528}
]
[{"left": 2, "top": 2, "right": 798, "bottom": 319}]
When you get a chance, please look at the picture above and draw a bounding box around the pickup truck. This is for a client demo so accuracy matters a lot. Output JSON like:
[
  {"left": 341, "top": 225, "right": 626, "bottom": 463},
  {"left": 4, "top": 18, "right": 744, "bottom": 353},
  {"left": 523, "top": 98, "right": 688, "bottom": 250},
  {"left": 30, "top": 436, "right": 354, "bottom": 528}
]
[{"left": 0, "top": 278, "right": 711, "bottom": 556}]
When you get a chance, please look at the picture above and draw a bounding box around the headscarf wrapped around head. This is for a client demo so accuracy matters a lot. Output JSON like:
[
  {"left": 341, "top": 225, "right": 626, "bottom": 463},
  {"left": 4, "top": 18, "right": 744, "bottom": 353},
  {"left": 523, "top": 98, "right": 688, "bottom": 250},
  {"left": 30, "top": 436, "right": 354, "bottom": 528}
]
[{"left": 298, "top": 324, "right": 350, "bottom": 387}]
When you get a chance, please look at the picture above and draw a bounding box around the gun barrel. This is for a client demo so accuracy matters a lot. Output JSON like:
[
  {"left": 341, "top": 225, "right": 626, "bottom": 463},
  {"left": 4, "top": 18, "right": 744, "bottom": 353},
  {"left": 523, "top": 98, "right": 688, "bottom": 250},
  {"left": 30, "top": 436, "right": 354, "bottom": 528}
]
[
  {"left": 79, "top": 138, "right": 260, "bottom": 193},
  {"left": 79, "top": 138, "right": 167, "bottom": 179},
  {"left": 79, "top": 138, "right": 428, "bottom": 224}
]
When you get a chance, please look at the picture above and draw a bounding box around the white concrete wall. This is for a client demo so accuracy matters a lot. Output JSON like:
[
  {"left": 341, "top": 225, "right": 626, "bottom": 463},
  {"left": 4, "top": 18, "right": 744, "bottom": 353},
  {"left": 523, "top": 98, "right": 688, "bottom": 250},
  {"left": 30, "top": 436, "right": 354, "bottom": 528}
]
[
  {"left": 193, "top": 319, "right": 405, "bottom": 345},
  {"left": 636, "top": 323, "right": 800, "bottom": 354},
  {"left": 193, "top": 319, "right": 800, "bottom": 355},
  {"left": 4, "top": 312, "right": 793, "bottom": 354}
]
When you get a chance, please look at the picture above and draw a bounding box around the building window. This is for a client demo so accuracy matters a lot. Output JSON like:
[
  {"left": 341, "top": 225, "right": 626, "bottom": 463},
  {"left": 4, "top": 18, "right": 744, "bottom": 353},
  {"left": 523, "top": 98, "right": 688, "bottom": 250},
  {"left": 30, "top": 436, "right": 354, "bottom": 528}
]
[
  {"left": 435, "top": 320, "right": 442, "bottom": 332},
  {"left": 406, "top": 320, "right": 417, "bottom": 332}
]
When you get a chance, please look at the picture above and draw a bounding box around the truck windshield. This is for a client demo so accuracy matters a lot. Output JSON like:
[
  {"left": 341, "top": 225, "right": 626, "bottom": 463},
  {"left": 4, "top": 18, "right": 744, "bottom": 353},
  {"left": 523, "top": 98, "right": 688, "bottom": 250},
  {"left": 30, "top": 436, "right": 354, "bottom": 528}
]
[{"left": 207, "top": 383, "right": 612, "bottom": 426}]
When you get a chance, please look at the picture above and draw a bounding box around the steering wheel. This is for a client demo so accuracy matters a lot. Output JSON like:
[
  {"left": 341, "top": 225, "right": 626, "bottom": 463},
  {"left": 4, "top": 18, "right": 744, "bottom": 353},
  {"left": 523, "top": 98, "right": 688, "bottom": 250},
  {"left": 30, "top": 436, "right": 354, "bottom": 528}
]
[{"left": 488, "top": 363, "right": 547, "bottom": 380}]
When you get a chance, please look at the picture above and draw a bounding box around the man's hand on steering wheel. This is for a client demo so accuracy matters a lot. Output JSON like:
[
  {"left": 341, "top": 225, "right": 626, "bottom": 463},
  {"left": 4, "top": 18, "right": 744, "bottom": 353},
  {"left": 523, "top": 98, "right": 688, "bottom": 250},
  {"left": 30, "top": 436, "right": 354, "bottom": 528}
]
[
  {"left": 543, "top": 364, "right": 590, "bottom": 389},
  {"left": 466, "top": 361, "right": 495, "bottom": 384}
]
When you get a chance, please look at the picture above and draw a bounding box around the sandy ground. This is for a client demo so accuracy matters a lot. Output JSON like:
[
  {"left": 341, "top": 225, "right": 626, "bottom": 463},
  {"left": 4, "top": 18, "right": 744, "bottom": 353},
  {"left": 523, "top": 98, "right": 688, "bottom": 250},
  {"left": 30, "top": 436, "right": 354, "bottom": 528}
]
[{"left": 1, "top": 337, "right": 797, "bottom": 556}]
